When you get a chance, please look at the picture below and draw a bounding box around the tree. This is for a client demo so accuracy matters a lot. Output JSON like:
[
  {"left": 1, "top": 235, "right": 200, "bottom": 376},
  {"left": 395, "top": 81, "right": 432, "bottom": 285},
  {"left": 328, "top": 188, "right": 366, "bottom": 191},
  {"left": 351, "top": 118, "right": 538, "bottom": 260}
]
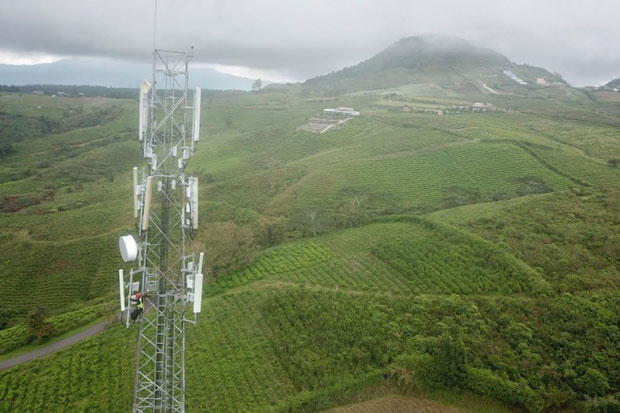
[
  {"left": 252, "top": 78, "right": 262, "bottom": 91},
  {"left": 309, "top": 209, "right": 317, "bottom": 237},
  {"left": 26, "top": 307, "right": 56, "bottom": 340},
  {"left": 259, "top": 217, "right": 285, "bottom": 247},
  {"left": 205, "top": 221, "right": 257, "bottom": 276},
  {"left": 337, "top": 196, "right": 368, "bottom": 228}
]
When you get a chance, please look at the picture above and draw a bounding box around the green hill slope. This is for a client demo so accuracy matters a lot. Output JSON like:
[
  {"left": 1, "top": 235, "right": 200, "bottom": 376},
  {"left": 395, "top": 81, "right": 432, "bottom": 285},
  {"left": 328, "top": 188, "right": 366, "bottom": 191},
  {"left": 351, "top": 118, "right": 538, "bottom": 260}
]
[
  {"left": 0, "top": 95, "right": 139, "bottom": 327},
  {"left": 275, "top": 141, "right": 572, "bottom": 219},
  {"left": 303, "top": 35, "right": 564, "bottom": 95},
  {"left": 2, "top": 218, "right": 619, "bottom": 412},
  {"left": 208, "top": 219, "right": 546, "bottom": 296}
]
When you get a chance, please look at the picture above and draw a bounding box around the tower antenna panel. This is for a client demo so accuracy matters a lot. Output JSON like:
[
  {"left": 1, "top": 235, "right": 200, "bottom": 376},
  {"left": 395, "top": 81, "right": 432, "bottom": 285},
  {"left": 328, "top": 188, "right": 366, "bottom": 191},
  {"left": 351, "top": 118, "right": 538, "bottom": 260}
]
[
  {"left": 132, "top": 167, "right": 139, "bottom": 218},
  {"left": 193, "top": 273, "right": 203, "bottom": 313},
  {"left": 193, "top": 86, "right": 201, "bottom": 142},
  {"left": 138, "top": 80, "right": 151, "bottom": 142},
  {"left": 189, "top": 176, "right": 199, "bottom": 229},
  {"left": 118, "top": 269, "right": 125, "bottom": 312},
  {"left": 141, "top": 176, "right": 153, "bottom": 232}
]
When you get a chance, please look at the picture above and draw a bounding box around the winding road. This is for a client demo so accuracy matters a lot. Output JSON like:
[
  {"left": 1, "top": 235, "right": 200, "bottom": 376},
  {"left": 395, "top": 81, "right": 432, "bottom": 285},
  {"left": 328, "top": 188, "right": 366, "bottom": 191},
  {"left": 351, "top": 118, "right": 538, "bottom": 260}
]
[{"left": 0, "top": 321, "right": 107, "bottom": 371}]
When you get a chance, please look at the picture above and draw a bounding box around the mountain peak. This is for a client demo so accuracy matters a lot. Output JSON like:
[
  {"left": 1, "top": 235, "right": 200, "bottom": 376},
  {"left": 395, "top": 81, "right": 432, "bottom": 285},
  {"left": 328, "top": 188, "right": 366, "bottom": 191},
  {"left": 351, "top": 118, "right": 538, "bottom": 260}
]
[
  {"left": 393, "top": 34, "right": 478, "bottom": 50},
  {"left": 370, "top": 34, "right": 510, "bottom": 70},
  {"left": 303, "top": 34, "right": 561, "bottom": 95}
]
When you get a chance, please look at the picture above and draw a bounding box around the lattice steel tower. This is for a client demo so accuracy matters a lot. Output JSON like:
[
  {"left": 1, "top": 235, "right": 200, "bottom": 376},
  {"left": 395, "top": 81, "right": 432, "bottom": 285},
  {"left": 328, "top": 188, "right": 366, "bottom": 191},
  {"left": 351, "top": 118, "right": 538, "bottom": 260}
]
[{"left": 118, "top": 46, "right": 204, "bottom": 413}]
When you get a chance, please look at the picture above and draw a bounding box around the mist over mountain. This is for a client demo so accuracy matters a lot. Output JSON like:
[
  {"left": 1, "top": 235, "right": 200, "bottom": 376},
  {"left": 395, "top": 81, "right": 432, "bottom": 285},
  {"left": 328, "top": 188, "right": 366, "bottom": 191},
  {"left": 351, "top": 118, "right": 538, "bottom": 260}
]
[
  {"left": 0, "top": 34, "right": 576, "bottom": 96},
  {"left": 0, "top": 57, "right": 254, "bottom": 90},
  {"left": 304, "top": 34, "right": 565, "bottom": 95}
]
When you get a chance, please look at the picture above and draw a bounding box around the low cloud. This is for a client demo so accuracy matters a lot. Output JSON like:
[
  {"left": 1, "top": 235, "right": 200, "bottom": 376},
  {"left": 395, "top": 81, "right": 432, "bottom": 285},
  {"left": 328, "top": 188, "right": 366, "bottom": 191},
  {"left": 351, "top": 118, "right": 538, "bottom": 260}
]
[{"left": 1, "top": 0, "right": 619, "bottom": 85}]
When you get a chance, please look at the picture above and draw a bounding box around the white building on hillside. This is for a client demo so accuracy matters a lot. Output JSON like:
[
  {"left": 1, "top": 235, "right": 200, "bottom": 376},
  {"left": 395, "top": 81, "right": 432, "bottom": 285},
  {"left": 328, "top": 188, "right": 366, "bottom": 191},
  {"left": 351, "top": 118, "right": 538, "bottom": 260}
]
[
  {"left": 323, "top": 107, "right": 360, "bottom": 118},
  {"left": 471, "top": 102, "right": 493, "bottom": 112}
]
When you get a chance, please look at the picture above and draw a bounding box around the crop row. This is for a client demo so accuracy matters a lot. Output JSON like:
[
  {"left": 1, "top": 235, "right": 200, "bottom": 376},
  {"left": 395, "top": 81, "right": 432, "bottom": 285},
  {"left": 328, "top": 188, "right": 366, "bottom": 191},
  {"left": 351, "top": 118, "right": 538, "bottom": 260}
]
[
  {"left": 214, "top": 220, "right": 534, "bottom": 296},
  {"left": 0, "top": 232, "right": 123, "bottom": 326},
  {"left": 186, "top": 292, "right": 298, "bottom": 412},
  {"left": 371, "top": 237, "right": 534, "bottom": 294},
  {"left": 0, "top": 322, "right": 135, "bottom": 412},
  {"left": 291, "top": 142, "right": 574, "bottom": 215},
  {"left": 207, "top": 242, "right": 331, "bottom": 295},
  {"left": 0, "top": 287, "right": 417, "bottom": 412}
]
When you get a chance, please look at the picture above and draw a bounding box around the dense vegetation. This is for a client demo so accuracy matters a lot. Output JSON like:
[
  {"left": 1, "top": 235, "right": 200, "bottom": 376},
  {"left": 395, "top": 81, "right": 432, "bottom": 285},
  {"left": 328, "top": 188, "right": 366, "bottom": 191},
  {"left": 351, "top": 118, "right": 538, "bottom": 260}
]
[{"left": 1, "top": 50, "right": 620, "bottom": 413}]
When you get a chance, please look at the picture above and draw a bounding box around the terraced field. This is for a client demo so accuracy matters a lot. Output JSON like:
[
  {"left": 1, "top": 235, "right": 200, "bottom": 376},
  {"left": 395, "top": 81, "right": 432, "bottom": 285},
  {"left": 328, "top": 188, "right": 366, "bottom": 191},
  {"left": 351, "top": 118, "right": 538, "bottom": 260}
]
[
  {"left": 208, "top": 219, "right": 544, "bottom": 297},
  {"left": 282, "top": 142, "right": 573, "bottom": 217},
  {"left": 0, "top": 95, "right": 138, "bottom": 327}
]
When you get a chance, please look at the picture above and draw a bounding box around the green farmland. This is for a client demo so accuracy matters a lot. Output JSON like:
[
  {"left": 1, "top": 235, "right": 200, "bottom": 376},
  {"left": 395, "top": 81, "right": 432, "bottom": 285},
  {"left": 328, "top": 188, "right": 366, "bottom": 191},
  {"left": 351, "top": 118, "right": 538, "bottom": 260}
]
[{"left": 1, "top": 73, "right": 620, "bottom": 413}]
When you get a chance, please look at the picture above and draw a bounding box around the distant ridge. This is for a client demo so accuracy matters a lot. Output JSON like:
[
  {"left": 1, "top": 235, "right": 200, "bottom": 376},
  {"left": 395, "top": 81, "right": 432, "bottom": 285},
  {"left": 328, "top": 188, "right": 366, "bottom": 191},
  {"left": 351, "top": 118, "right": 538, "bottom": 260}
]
[
  {"left": 0, "top": 58, "right": 254, "bottom": 90},
  {"left": 606, "top": 78, "right": 620, "bottom": 89},
  {"left": 304, "top": 34, "right": 565, "bottom": 95}
]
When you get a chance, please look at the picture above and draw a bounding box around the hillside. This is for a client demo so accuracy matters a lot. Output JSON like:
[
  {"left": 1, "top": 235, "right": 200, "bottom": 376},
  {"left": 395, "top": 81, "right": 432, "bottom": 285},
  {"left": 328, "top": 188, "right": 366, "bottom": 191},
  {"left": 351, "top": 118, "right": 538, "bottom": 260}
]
[
  {"left": 0, "top": 94, "right": 138, "bottom": 327},
  {"left": 1, "top": 39, "right": 620, "bottom": 412},
  {"left": 2, "top": 215, "right": 620, "bottom": 411},
  {"left": 304, "top": 35, "right": 565, "bottom": 96},
  {"left": 606, "top": 78, "right": 620, "bottom": 88}
]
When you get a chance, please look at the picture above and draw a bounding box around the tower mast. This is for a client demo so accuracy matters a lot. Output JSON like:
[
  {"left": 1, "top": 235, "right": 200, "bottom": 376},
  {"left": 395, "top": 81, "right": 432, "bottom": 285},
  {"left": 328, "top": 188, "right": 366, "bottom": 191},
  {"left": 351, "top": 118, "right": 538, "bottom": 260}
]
[
  {"left": 120, "top": 46, "right": 204, "bottom": 412},
  {"left": 118, "top": 3, "right": 203, "bottom": 410}
]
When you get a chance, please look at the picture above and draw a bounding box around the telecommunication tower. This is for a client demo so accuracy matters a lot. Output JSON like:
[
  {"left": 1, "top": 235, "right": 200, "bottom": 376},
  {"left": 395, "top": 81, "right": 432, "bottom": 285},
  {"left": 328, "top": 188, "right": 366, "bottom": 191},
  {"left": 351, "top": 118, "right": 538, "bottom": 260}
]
[{"left": 118, "top": 45, "right": 204, "bottom": 412}]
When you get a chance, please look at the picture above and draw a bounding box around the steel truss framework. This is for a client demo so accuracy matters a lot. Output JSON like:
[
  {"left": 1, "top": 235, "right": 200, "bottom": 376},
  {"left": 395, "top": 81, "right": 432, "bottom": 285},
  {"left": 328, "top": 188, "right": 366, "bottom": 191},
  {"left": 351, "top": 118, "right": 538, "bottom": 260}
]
[{"left": 132, "top": 48, "right": 199, "bottom": 413}]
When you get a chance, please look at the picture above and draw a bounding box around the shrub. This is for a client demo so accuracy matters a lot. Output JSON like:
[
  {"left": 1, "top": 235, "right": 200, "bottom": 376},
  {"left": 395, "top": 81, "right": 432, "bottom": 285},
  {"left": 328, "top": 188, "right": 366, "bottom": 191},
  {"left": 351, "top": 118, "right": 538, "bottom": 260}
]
[
  {"left": 390, "top": 352, "right": 434, "bottom": 390},
  {"left": 466, "top": 367, "right": 543, "bottom": 412}
]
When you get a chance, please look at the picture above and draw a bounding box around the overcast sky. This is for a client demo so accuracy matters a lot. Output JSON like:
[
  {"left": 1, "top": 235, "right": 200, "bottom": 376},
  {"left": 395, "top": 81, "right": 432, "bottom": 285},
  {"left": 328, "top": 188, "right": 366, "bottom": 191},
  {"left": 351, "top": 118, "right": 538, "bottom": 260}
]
[{"left": 0, "top": 0, "right": 619, "bottom": 86}]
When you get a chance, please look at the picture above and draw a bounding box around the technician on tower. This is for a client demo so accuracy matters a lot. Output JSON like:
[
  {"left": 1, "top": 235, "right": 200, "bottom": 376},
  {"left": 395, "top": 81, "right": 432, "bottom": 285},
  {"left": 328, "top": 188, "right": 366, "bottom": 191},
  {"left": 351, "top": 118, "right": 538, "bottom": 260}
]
[{"left": 130, "top": 292, "right": 144, "bottom": 322}]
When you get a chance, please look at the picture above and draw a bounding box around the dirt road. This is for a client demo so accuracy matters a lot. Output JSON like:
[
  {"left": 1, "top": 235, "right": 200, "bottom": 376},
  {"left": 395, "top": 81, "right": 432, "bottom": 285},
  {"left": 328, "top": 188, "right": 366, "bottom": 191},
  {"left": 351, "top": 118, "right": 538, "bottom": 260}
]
[{"left": 0, "top": 321, "right": 107, "bottom": 371}]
